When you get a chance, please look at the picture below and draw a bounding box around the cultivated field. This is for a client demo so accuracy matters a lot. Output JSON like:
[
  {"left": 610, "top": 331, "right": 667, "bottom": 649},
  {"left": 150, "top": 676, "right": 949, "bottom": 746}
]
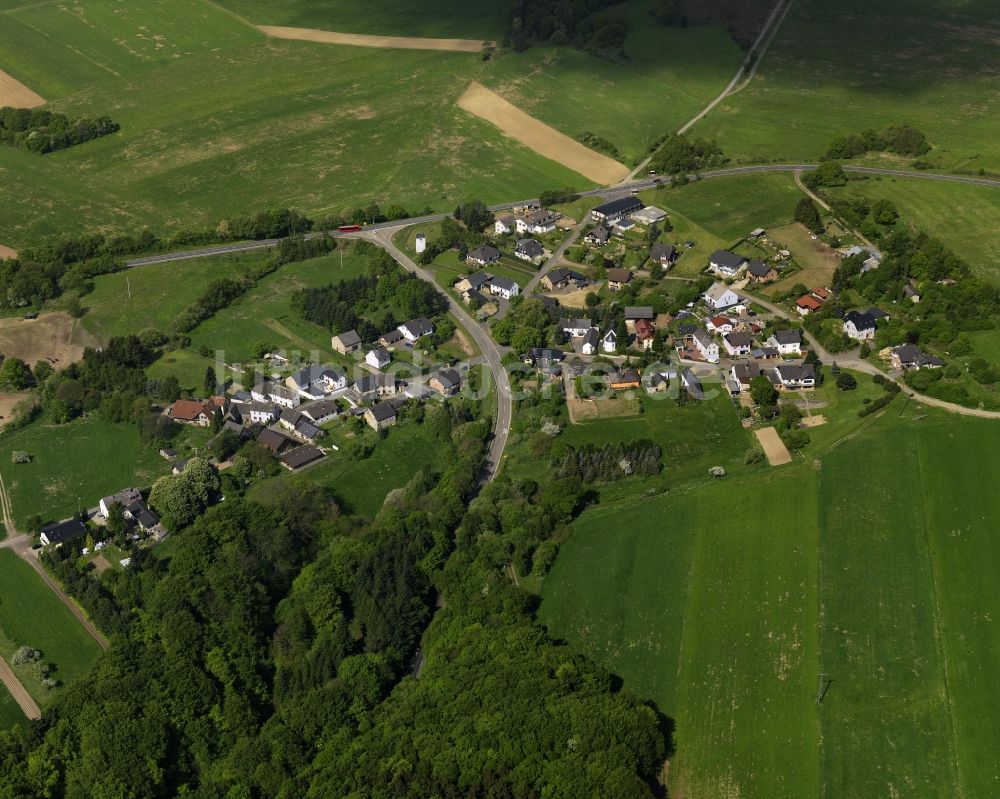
[
  {"left": 0, "top": 312, "right": 98, "bottom": 369},
  {"left": 754, "top": 425, "right": 792, "bottom": 465},
  {"left": 696, "top": 0, "right": 1000, "bottom": 172},
  {"left": 258, "top": 25, "right": 491, "bottom": 52},
  {"left": 0, "top": 67, "right": 43, "bottom": 107},
  {"left": 458, "top": 82, "right": 629, "bottom": 184}
]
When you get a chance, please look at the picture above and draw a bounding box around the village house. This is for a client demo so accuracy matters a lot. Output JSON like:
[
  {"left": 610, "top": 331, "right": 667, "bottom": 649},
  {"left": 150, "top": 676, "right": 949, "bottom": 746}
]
[
  {"left": 632, "top": 206, "right": 667, "bottom": 226},
  {"left": 285, "top": 364, "right": 346, "bottom": 398},
  {"left": 608, "top": 368, "right": 641, "bottom": 390},
  {"left": 280, "top": 445, "right": 325, "bottom": 472},
  {"left": 747, "top": 259, "right": 778, "bottom": 283},
  {"left": 584, "top": 226, "right": 610, "bottom": 246},
  {"left": 581, "top": 327, "right": 599, "bottom": 355},
  {"left": 702, "top": 282, "right": 740, "bottom": 311},
  {"left": 522, "top": 348, "right": 565, "bottom": 372},
  {"left": 903, "top": 282, "right": 921, "bottom": 303},
  {"left": 891, "top": 344, "right": 944, "bottom": 371},
  {"left": 365, "top": 400, "right": 397, "bottom": 431},
  {"left": 772, "top": 362, "right": 817, "bottom": 389},
  {"left": 692, "top": 328, "right": 720, "bottom": 363},
  {"left": 429, "top": 368, "right": 462, "bottom": 397},
  {"left": 40, "top": 519, "right": 88, "bottom": 547},
  {"left": 601, "top": 329, "right": 617, "bottom": 353},
  {"left": 467, "top": 245, "right": 501, "bottom": 266},
  {"left": 766, "top": 329, "right": 802, "bottom": 355},
  {"left": 278, "top": 408, "right": 324, "bottom": 443},
  {"left": 245, "top": 401, "right": 282, "bottom": 425},
  {"left": 252, "top": 380, "right": 300, "bottom": 409},
  {"left": 398, "top": 318, "right": 434, "bottom": 342},
  {"left": 494, "top": 213, "right": 515, "bottom": 235},
  {"left": 488, "top": 276, "right": 520, "bottom": 300},
  {"left": 167, "top": 398, "right": 217, "bottom": 427},
  {"left": 590, "top": 196, "right": 642, "bottom": 224},
  {"left": 730, "top": 361, "right": 763, "bottom": 392},
  {"left": 454, "top": 271, "right": 493, "bottom": 295},
  {"left": 844, "top": 310, "right": 877, "bottom": 341},
  {"left": 543, "top": 267, "right": 586, "bottom": 291},
  {"left": 366, "top": 346, "right": 391, "bottom": 369},
  {"left": 331, "top": 329, "right": 362, "bottom": 355},
  {"left": 649, "top": 242, "right": 677, "bottom": 268},
  {"left": 706, "top": 315, "right": 734, "bottom": 335},
  {"left": 708, "top": 250, "right": 747, "bottom": 278},
  {"left": 299, "top": 398, "right": 339, "bottom": 425},
  {"left": 560, "top": 318, "right": 593, "bottom": 338},
  {"left": 517, "top": 208, "right": 558, "bottom": 235},
  {"left": 613, "top": 217, "right": 636, "bottom": 234},
  {"left": 796, "top": 294, "right": 823, "bottom": 316},
  {"left": 634, "top": 319, "right": 655, "bottom": 350},
  {"left": 258, "top": 427, "right": 295, "bottom": 455},
  {"left": 624, "top": 306, "right": 655, "bottom": 327},
  {"left": 514, "top": 238, "right": 543, "bottom": 262},
  {"left": 681, "top": 370, "right": 704, "bottom": 400},
  {"left": 352, "top": 372, "right": 398, "bottom": 401},
  {"left": 723, "top": 331, "right": 753, "bottom": 357},
  {"left": 379, "top": 328, "right": 405, "bottom": 347},
  {"left": 606, "top": 268, "right": 633, "bottom": 291},
  {"left": 99, "top": 487, "right": 143, "bottom": 518}
]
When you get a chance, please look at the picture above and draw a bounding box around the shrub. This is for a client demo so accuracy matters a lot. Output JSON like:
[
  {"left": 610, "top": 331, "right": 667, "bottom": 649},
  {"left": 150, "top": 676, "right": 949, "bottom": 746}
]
[
  {"left": 11, "top": 450, "right": 31, "bottom": 464},
  {"left": 836, "top": 372, "right": 858, "bottom": 391}
]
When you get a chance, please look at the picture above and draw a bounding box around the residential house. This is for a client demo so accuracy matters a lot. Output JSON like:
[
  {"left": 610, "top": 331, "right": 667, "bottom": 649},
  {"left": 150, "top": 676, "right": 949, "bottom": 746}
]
[
  {"left": 522, "top": 348, "right": 565, "bottom": 372},
  {"left": 766, "top": 329, "right": 802, "bottom": 355},
  {"left": 280, "top": 445, "right": 325, "bottom": 472},
  {"left": 100, "top": 487, "right": 142, "bottom": 518},
  {"left": 601, "top": 329, "right": 617, "bottom": 353},
  {"left": 245, "top": 401, "right": 282, "bottom": 425},
  {"left": 773, "top": 362, "right": 817, "bottom": 389},
  {"left": 747, "top": 259, "right": 778, "bottom": 283},
  {"left": 606, "top": 268, "right": 633, "bottom": 291},
  {"left": 584, "top": 226, "right": 610, "bottom": 246},
  {"left": 681, "top": 370, "right": 704, "bottom": 400},
  {"left": 730, "top": 361, "right": 762, "bottom": 392},
  {"left": 365, "top": 400, "right": 397, "bottom": 431},
  {"left": 488, "top": 276, "right": 520, "bottom": 300},
  {"left": 331, "top": 329, "right": 362, "bottom": 354},
  {"left": 708, "top": 250, "right": 747, "bottom": 278},
  {"left": 168, "top": 399, "right": 214, "bottom": 426},
  {"left": 634, "top": 319, "right": 655, "bottom": 351},
  {"left": 608, "top": 368, "right": 641, "bottom": 390},
  {"left": 379, "top": 328, "right": 405, "bottom": 347},
  {"left": 278, "top": 408, "right": 324, "bottom": 443},
  {"left": 561, "top": 318, "right": 593, "bottom": 338},
  {"left": 749, "top": 227, "right": 766, "bottom": 239},
  {"left": 649, "top": 242, "right": 677, "bottom": 268},
  {"left": 399, "top": 318, "right": 434, "bottom": 342},
  {"left": 467, "top": 245, "right": 501, "bottom": 266},
  {"left": 514, "top": 238, "right": 543, "bottom": 262},
  {"left": 590, "top": 196, "right": 642, "bottom": 224},
  {"left": 516, "top": 209, "right": 558, "bottom": 235},
  {"left": 158, "top": 448, "right": 177, "bottom": 460},
  {"left": 366, "top": 346, "right": 391, "bottom": 369},
  {"left": 494, "top": 213, "right": 515, "bottom": 235},
  {"left": 613, "top": 217, "right": 636, "bottom": 234},
  {"left": 430, "top": 368, "right": 461, "bottom": 397},
  {"left": 299, "top": 399, "right": 340, "bottom": 425},
  {"left": 252, "top": 381, "right": 300, "bottom": 409},
  {"left": 796, "top": 294, "right": 823, "bottom": 316},
  {"left": 40, "top": 519, "right": 87, "bottom": 547},
  {"left": 706, "top": 315, "right": 734, "bottom": 335},
  {"left": 258, "top": 427, "right": 295, "bottom": 455},
  {"left": 632, "top": 206, "right": 667, "bottom": 226},
  {"left": 581, "top": 327, "right": 599, "bottom": 355},
  {"left": 454, "top": 270, "right": 493, "bottom": 294},
  {"left": 903, "top": 282, "right": 921, "bottom": 303},
  {"left": 352, "top": 373, "right": 398, "bottom": 401},
  {"left": 624, "top": 306, "right": 654, "bottom": 324},
  {"left": 891, "top": 344, "right": 944, "bottom": 371},
  {"left": 543, "top": 268, "right": 586, "bottom": 291},
  {"left": 286, "top": 364, "right": 346, "bottom": 398},
  {"left": 844, "top": 310, "right": 877, "bottom": 341},
  {"left": 723, "top": 331, "right": 753, "bottom": 357},
  {"left": 812, "top": 287, "right": 832, "bottom": 302},
  {"left": 692, "top": 328, "right": 720, "bottom": 363},
  {"left": 703, "top": 282, "right": 740, "bottom": 311}
]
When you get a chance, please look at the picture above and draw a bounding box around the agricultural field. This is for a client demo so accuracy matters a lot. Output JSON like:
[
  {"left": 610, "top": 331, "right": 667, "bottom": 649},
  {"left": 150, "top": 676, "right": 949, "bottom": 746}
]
[
  {"left": 696, "top": 0, "right": 1000, "bottom": 173},
  {"left": 0, "top": 416, "right": 167, "bottom": 528},
  {"left": 0, "top": 550, "right": 103, "bottom": 707},
  {"left": 822, "top": 177, "right": 1000, "bottom": 282},
  {"left": 0, "top": 687, "right": 25, "bottom": 730},
  {"left": 539, "top": 397, "right": 1000, "bottom": 797}
]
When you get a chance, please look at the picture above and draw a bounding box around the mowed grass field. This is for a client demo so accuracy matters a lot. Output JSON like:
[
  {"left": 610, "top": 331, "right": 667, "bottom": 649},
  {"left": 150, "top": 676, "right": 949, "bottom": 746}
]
[
  {"left": 697, "top": 0, "right": 1000, "bottom": 172},
  {"left": 0, "top": 417, "right": 167, "bottom": 528},
  {"left": 540, "top": 406, "right": 1000, "bottom": 797},
  {"left": 823, "top": 177, "right": 1000, "bottom": 282},
  {"left": 0, "top": 550, "right": 103, "bottom": 707},
  {"left": 0, "top": 688, "right": 25, "bottom": 730}
]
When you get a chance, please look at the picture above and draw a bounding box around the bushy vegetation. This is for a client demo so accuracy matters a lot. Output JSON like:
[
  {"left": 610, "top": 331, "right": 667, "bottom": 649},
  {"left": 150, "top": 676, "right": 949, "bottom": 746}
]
[
  {"left": 505, "top": 0, "right": 627, "bottom": 53},
  {"left": 825, "top": 125, "right": 931, "bottom": 160},
  {"left": 556, "top": 440, "right": 663, "bottom": 482},
  {"left": 576, "top": 130, "right": 622, "bottom": 159},
  {"left": 0, "top": 106, "right": 119, "bottom": 154},
  {"left": 649, "top": 134, "right": 728, "bottom": 176}
]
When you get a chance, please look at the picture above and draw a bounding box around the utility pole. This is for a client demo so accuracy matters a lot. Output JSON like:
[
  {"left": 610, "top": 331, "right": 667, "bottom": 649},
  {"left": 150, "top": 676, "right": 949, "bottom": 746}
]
[{"left": 126, "top": 276, "right": 131, "bottom": 300}]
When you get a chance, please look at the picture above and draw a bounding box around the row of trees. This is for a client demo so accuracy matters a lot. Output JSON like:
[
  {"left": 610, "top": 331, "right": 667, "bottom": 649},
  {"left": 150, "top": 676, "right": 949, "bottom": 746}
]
[
  {"left": 824, "top": 125, "right": 931, "bottom": 159},
  {"left": 0, "top": 106, "right": 119, "bottom": 154},
  {"left": 649, "top": 133, "right": 728, "bottom": 176},
  {"left": 505, "top": 0, "right": 626, "bottom": 53}
]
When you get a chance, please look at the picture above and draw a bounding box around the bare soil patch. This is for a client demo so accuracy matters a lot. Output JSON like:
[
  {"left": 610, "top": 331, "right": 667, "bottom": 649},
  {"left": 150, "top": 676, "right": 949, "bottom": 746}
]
[
  {"left": 0, "top": 245, "right": 17, "bottom": 261},
  {"left": 458, "top": 82, "right": 630, "bottom": 185},
  {"left": 0, "top": 68, "right": 44, "bottom": 109},
  {"left": 0, "top": 312, "right": 98, "bottom": 368},
  {"left": 755, "top": 426, "right": 792, "bottom": 466},
  {"left": 568, "top": 397, "right": 641, "bottom": 423},
  {"left": 258, "top": 25, "right": 490, "bottom": 53},
  {"left": 0, "top": 392, "right": 29, "bottom": 429},
  {"left": 800, "top": 414, "right": 827, "bottom": 428}
]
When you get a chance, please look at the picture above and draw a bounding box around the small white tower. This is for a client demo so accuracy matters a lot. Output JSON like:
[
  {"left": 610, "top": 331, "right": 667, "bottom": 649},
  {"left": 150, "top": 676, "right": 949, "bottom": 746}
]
[{"left": 415, "top": 233, "right": 426, "bottom": 254}]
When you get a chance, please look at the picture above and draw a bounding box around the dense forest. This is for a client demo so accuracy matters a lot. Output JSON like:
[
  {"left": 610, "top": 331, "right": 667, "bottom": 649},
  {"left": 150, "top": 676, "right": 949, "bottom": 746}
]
[
  {"left": 505, "top": 0, "right": 627, "bottom": 53},
  {"left": 0, "top": 106, "right": 119, "bottom": 154}
]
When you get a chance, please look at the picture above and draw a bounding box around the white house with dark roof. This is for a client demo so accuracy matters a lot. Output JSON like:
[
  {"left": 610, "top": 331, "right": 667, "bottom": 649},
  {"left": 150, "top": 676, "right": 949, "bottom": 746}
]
[
  {"left": 692, "top": 328, "right": 720, "bottom": 363},
  {"left": 399, "top": 318, "right": 434, "bottom": 342},
  {"left": 516, "top": 209, "right": 558, "bottom": 234},
  {"left": 766, "top": 329, "right": 802, "bottom": 355},
  {"left": 561, "top": 318, "right": 593, "bottom": 338},
  {"left": 584, "top": 226, "right": 610, "bottom": 246},
  {"left": 891, "top": 344, "right": 944, "bottom": 371},
  {"left": 581, "top": 327, "right": 599, "bottom": 355},
  {"left": 494, "top": 214, "right": 515, "bottom": 235},
  {"left": 285, "top": 364, "right": 346, "bottom": 398},
  {"left": 708, "top": 250, "right": 748, "bottom": 278},
  {"left": 723, "top": 331, "right": 752, "bottom": 357},
  {"left": 488, "top": 276, "right": 520, "bottom": 300},
  {"left": 366, "top": 346, "right": 391, "bottom": 369},
  {"left": 702, "top": 282, "right": 740, "bottom": 311},
  {"left": 772, "top": 362, "right": 817, "bottom": 389},
  {"left": 514, "top": 238, "right": 543, "bottom": 262},
  {"left": 602, "top": 329, "right": 617, "bottom": 353},
  {"left": 649, "top": 242, "right": 677, "bottom": 267},
  {"left": 844, "top": 311, "right": 877, "bottom": 341},
  {"left": 252, "top": 380, "right": 300, "bottom": 409},
  {"left": 467, "top": 245, "right": 501, "bottom": 266}
]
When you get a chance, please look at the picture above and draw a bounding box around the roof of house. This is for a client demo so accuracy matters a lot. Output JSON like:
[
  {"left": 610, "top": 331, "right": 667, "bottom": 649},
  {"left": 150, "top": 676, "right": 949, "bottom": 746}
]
[
  {"left": 796, "top": 295, "right": 823, "bottom": 310},
  {"left": 845, "top": 310, "right": 877, "bottom": 330},
  {"left": 710, "top": 249, "right": 747, "bottom": 270},
  {"left": 102, "top": 487, "right": 141, "bottom": 509},
  {"left": 704, "top": 282, "right": 738, "bottom": 304},
  {"left": 300, "top": 398, "right": 340, "bottom": 421},
  {"left": 468, "top": 245, "right": 500, "bottom": 262},
  {"left": 650, "top": 242, "right": 676, "bottom": 262},
  {"left": 433, "top": 368, "right": 461, "bottom": 390},
  {"left": 525, "top": 209, "right": 557, "bottom": 225},
  {"left": 401, "top": 317, "right": 434, "bottom": 337},
  {"left": 693, "top": 328, "right": 715, "bottom": 349},
  {"left": 515, "top": 238, "right": 543, "bottom": 256},
  {"left": 635, "top": 319, "right": 654, "bottom": 338},
  {"left": 280, "top": 445, "right": 325, "bottom": 470},
  {"left": 332, "top": 329, "right": 361, "bottom": 347},
  {"left": 380, "top": 328, "right": 405, "bottom": 343},
  {"left": 606, "top": 268, "right": 633, "bottom": 283},
  {"left": 41, "top": 518, "right": 87, "bottom": 545},
  {"left": 586, "top": 226, "right": 609, "bottom": 241},
  {"left": 633, "top": 206, "right": 667, "bottom": 223},
  {"left": 772, "top": 329, "right": 802, "bottom": 345},
  {"left": 466, "top": 271, "right": 493, "bottom": 290},
  {"left": 725, "top": 331, "right": 752, "bottom": 348},
  {"left": 490, "top": 276, "right": 519, "bottom": 292},
  {"left": 368, "top": 400, "right": 397, "bottom": 422},
  {"left": 496, "top": 213, "right": 514, "bottom": 226},
  {"left": 583, "top": 327, "right": 599, "bottom": 349},
  {"left": 593, "top": 196, "right": 642, "bottom": 217},
  {"left": 561, "top": 318, "right": 592, "bottom": 330},
  {"left": 169, "top": 399, "right": 208, "bottom": 421},
  {"left": 253, "top": 381, "right": 298, "bottom": 401},
  {"left": 775, "top": 363, "right": 817, "bottom": 381},
  {"left": 681, "top": 369, "right": 704, "bottom": 398},
  {"left": 354, "top": 373, "right": 378, "bottom": 393},
  {"left": 524, "top": 347, "right": 565, "bottom": 364},
  {"left": 368, "top": 345, "right": 390, "bottom": 362},
  {"left": 747, "top": 259, "right": 773, "bottom": 277},
  {"left": 894, "top": 344, "right": 944, "bottom": 367},
  {"left": 289, "top": 363, "right": 342, "bottom": 388},
  {"left": 709, "top": 315, "right": 732, "bottom": 328},
  {"left": 258, "top": 427, "right": 293, "bottom": 453},
  {"left": 812, "top": 286, "right": 832, "bottom": 299},
  {"left": 610, "top": 368, "right": 641, "bottom": 384},
  {"left": 732, "top": 361, "right": 762, "bottom": 382},
  {"left": 602, "top": 328, "right": 617, "bottom": 342}
]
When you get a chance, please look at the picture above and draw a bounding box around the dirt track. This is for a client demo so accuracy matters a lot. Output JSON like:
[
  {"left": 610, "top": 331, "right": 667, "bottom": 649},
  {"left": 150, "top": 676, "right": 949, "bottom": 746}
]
[
  {"left": 755, "top": 426, "right": 792, "bottom": 466},
  {"left": 258, "top": 25, "right": 491, "bottom": 53},
  {"left": 0, "top": 68, "right": 44, "bottom": 108},
  {"left": 458, "top": 82, "right": 630, "bottom": 185}
]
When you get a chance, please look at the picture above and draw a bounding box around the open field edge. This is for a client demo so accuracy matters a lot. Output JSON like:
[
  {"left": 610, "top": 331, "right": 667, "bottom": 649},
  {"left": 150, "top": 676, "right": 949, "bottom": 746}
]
[
  {"left": 458, "top": 81, "right": 630, "bottom": 185},
  {"left": 755, "top": 425, "right": 792, "bottom": 465},
  {"left": 257, "top": 25, "right": 491, "bottom": 53},
  {"left": 0, "top": 68, "right": 44, "bottom": 108}
]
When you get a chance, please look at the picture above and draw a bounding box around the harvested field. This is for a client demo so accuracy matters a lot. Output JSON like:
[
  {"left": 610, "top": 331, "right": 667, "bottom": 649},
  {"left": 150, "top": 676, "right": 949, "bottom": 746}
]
[
  {"left": 0, "top": 246, "right": 17, "bottom": 260},
  {"left": 458, "top": 82, "right": 629, "bottom": 185},
  {"left": 0, "top": 68, "right": 44, "bottom": 108},
  {"left": 0, "top": 312, "right": 97, "bottom": 368},
  {"left": 754, "top": 425, "right": 792, "bottom": 465},
  {"left": 258, "top": 25, "right": 490, "bottom": 52}
]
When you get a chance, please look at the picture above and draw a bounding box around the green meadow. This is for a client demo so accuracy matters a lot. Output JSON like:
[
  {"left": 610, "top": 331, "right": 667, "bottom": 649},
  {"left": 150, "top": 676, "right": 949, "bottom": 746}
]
[
  {"left": 0, "top": 550, "right": 103, "bottom": 707},
  {"left": 0, "top": 688, "right": 24, "bottom": 730},
  {"left": 696, "top": 0, "right": 1000, "bottom": 172},
  {"left": 539, "top": 400, "right": 1000, "bottom": 797}
]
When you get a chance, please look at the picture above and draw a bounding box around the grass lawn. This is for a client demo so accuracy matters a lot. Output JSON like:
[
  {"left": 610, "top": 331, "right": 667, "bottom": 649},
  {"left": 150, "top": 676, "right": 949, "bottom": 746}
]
[
  {"left": 695, "top": 0, "right": 1000, "bottom": 173},
  {"left": 145, "top": 349, "right": 218, "bottom": 395},
  {"left": 0, "top": 550, "right": 103, "bottom": 707},
  {"left": 823, "top": 178, "right": 1000, "bottom": 282},
  {"left": 82, "top": 251, "right": 265, "bottom": 341},
  {"left": 763, "top": 222, "right": 841, "bottom": 296},
  {"left": 0, "top": 687, "right": 25, "bottom": 730},
  {"left": 0, "top": 416, "right": 167, "bottom": 528},
  {"left": 248, "top": 420, "right": 448, "bottom": 518}
]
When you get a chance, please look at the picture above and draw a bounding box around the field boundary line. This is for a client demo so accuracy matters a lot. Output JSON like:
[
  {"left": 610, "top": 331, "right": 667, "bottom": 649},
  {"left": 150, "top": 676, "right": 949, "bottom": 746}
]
[
  {"left": 258, "top": 25, "right": 493, "bottom": 53},
  {"left": 0, "top": 656, "right": 40, "bottom": 721}
]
